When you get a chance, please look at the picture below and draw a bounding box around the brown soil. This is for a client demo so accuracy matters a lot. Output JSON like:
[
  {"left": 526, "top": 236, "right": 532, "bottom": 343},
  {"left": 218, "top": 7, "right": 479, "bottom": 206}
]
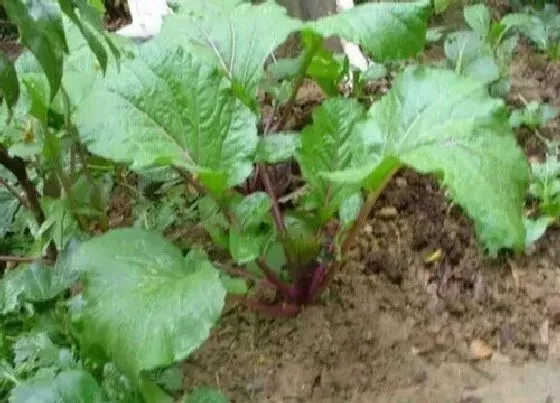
[{"left": 182, "top": 9, "right": 560, "bottom": 403}]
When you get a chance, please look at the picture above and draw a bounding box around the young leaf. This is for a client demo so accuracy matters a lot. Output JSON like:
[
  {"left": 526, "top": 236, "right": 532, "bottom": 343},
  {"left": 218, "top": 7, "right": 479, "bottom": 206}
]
[
  {"left": 231, "top": 192, "right": 272, "bottom": 231},
  {"left": 0, "top": 52, "right": 19, "bottom": 109},
  {"left": 75, "top": 42, "right": 257, "bottom": 194},
  {"left": 73, "top": 228, "right": 226, "bottom": 377},
  {"left": 309, "top": 0, "right": 431, "bottom": 62},
  {"left": 3, "top": 0, "right": 68, "bottom": 99},
  {"left": 464, "top": 4, "right": 491, "bottom": 38},
  {"left": 295, "top": 98, "right": 365, "bottom": 223},
  {"left": 501, "top": 13, "right": 548, "bottom": 50},
  {"left": 255, "top": 133, "right": 299, "bottom": 164},
  {"left": 444, "top": 31, "right": 500, "bottom": 84},
  {"left": 524, "top": 216, "right": 553, "bottom": 247},
  {"left": 160, "top": 0, "right": 301, "bottom": 104},
  {"left": 229, "top": 226, "right": 274, "bottom": 264},
  {"left": 327, "top": 66, "right": 529, "bottom": 254}
]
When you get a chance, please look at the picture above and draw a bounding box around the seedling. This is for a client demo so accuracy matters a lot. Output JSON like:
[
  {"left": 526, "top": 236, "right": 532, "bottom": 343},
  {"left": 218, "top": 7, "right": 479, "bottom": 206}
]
[
  {"left": 510, "top": 100, "right": 558, "bottom": 130},
  {"left": 501, "top": 3, "right": 560, "bottom": 60},
  {"left": 442, "top": 3, "right": 519, "bottom": 97}
]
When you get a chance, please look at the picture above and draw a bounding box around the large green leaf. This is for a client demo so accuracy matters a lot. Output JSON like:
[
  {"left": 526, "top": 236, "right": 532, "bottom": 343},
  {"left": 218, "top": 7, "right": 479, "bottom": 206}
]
[
  {"left": 295, "top": 98, "right": 365, "bottom": 223},
  {"left": 325, "top": 66, "right": 529, "bottom": 254},
  {"left": 75, "top": 42, "right": 257, "bottom": 193},
  {"left": 309, "top": 0, "right": 431, "bottom": 62},
  {"left": 160, "top": 0, "right": 301, "bottom": 104},
  {"left": 73, "top": 228, "right": 226, "bottom": 377},
  {"left": 3, "top": 0, "right": 68, "bottom": 99},
  {"left": 9, "top": 369, "right": 104, "bottom": 403}
]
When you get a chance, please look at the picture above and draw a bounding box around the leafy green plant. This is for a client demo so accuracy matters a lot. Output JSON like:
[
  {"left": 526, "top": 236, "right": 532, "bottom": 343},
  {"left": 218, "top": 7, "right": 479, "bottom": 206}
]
[
  {"left": 501, "top": 3, "right": 560, "bottom": 59},
  {"left": 442, "top": 3, "right": 519, "bottom": 97},
  {"left": 0, "top": 0, "right": 120, "bottom": 111},
  {"left": 0, "top": 0, "right": 532, "bottom": 401},
  {"left": 524, "top": 136, "right": 560, "bottom": 246},
  {"left": 510, "top": 100, "right": 558, "bottom": 130}
]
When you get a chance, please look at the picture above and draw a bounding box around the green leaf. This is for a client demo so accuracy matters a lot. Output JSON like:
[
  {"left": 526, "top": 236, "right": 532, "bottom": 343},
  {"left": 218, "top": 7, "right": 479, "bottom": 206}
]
[
  {"left": 295, "top": 98, "right": 365, "bottom": 223},
  {"left": 0, "top": 268, "right": 27, "bottom": 314},
  {"left": 160, "top": 0, "right": 301, "bottom": 104},
  {"left": 231, "top": 192, "right": 272, "bottom": 230},
  {"left": 524, "top": 216, "right": 553, "bottom": 247},
  {"left": 444, "top": 31, "right": 500, "bottom": 84},
  {"left": 0, "top": 187, "right": 20, "bottom": 236},
  {"left": 183, "top": 387, "right": 229, "bottom": 403},
  {"left": 255, "top": 133, "right": 299, "bottom": 164},
  {"left": 0, "top": 52, "right": 19, "bottom": 109},
  {"left": 328, "top": 66, "right": 529, "bottom": 254},
  {"left": 76, "top": 42, "right": 257, "bottom": 194},
  {"left": 9, "top": 369, "right": 104, "bottom": 403},
  {"left": 14, "top": 332, "right": 59, "bottom": 370},
  {"left": 501, "top": 13, "right": 548, "bottom": 50},
  {"left": 309, "top": 0, "right": 431, "bottom": 62},
  {"left": 228, "top": 225, "right": 274, "bottom": 264},
  {"left": 58, "top": 0, "right": 112, "bottom": 74},
  {"left": 464, "top": 4, "right": 491, "bottom": 38},
  {"left": 339, "top": 192, "right": 363, "bottom": 227},
  {"left": 433, "top": 0, "right": 455, "bottom": 14},
  {"left": 3, "top": 0, "right": 68, "bottom": 99},
  {"left": 74, "top": 228, "right": 226, "bottom": 377},
  {"left": 361, "top": 63, "right": 388, "bottom": 82}
]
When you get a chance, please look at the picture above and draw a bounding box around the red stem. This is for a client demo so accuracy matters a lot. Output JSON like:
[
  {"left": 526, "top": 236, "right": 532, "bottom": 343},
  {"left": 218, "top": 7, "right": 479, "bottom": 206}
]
[
  {"left": 256, "top": 257, "right": 296, "bottom": 301},
  {"left": 230, "top": 295, "right": 301, "bottom": 317}
]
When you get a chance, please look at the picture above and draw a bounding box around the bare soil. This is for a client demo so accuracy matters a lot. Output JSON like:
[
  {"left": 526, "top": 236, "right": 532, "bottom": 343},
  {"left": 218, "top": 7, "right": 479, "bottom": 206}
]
[{"left": 182, "top": 11, "right": 560, "bottom": 403}]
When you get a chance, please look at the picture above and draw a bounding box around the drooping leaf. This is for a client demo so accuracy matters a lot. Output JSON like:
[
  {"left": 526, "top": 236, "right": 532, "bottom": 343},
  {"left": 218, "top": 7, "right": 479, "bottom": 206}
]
[
  {"left": 0, "top": 52, "right": 19, "bottom": 109},
  {"left": 464, "top": 4, "right": 491, "bottom": 38},
  {"left": 325, "top": 66, "right": 529, "bottom": 254},
  {"left": 160, "top": 0, "right": 301, "bottom": 105},
  {"left": 3, "top": 0, "right": 68, "bottom": 99},
  {"left": 295, "top": 98, "right": 365, "bottom": 223},
  {"left": 309, "top": 0, "right": 431, "bottom": 62},
  {"left": 57, "top": 0, "right": 120, "bottom": 76},
  {"left": 75, "top": 42, "right": 257, "bottom": 195},
  {"left": 255, "top": 133, "right": 299, "bottom": 164},
  {"left": 73, "top": 228, "right": 226, "bottom": 377}
]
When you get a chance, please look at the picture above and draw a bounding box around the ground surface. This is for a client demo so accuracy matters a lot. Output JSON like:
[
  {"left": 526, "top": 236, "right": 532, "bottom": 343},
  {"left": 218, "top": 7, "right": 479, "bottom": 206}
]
[{"left": 181, "top": 6, "right": 560, "bottom": 403}]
